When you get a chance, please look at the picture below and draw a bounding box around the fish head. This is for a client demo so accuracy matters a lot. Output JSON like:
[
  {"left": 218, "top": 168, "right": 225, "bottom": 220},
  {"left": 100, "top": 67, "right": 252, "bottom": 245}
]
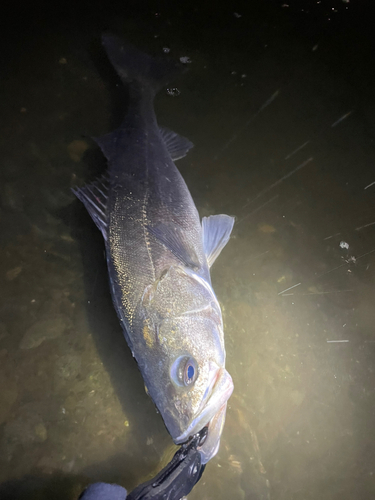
[
  {"left": 138, "top": 266, "right": 233, "bottom": 463},
  {"left": 148, "top": 314, "right": 233, "bottom": 464}
]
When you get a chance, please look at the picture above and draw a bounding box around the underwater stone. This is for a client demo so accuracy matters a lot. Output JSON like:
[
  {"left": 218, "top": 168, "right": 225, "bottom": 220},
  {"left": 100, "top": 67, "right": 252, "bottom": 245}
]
[{"left": 20, "top": 315, "right": 71, "bottom": 349}]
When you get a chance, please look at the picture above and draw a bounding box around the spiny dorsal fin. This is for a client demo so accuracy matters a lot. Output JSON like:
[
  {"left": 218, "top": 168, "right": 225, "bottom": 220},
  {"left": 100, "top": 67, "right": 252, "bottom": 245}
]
[
  {"left": 159, "top": 126, "right": 194, "bottom": 161},
  {"left": 72, "top": 173, "right": 109, "bottom": 240},
  {"left": 202, "top": 214, "right": 235, "bottom": 267}
]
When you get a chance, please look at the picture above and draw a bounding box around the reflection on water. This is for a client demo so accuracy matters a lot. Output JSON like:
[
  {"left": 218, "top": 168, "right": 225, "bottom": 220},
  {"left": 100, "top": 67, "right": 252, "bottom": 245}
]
[{"left": 1, "top": 1, "right": 375, "bottom": 499}]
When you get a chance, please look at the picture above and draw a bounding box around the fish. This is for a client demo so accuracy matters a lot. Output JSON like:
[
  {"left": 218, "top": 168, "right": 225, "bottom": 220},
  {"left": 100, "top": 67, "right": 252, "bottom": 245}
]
[{"left": 73, "top": 34, "right": 234, "bottom": 464}]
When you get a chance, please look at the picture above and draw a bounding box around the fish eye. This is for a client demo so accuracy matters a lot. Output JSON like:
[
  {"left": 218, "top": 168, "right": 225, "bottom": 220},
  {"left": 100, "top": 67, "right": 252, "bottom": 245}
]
[
  {"left": 185, "top": 362, "right": 196, "bottom": 385},
  {"left": 170, "top": 356, "right": 199, "bottom": 387}
]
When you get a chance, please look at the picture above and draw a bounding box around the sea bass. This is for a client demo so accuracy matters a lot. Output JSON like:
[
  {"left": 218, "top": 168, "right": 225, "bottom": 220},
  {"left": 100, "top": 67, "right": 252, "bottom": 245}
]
[{"left": 74, "top": 35, "right": 234, "bottom": 463}]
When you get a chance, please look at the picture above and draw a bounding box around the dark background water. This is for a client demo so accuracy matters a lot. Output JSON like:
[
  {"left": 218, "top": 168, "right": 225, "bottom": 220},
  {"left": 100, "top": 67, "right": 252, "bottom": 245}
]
[{"left": 1, "top": 1, "right": 375, "bottom": 498}]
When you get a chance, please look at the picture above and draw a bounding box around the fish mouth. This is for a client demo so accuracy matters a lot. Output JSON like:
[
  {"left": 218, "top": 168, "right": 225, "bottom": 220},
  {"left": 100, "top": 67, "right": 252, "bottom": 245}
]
[
  {"left": 198, "top": 402, "right": 228, "bottom": 463},
  {"left": 175, "top": 364, "right": 233, "bottom": 463}
]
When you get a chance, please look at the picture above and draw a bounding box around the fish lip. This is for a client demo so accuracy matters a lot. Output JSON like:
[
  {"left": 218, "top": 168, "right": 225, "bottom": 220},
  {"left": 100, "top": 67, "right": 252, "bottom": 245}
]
[{"left": 174, "top": 367, "right": 233, "bottom": 445}]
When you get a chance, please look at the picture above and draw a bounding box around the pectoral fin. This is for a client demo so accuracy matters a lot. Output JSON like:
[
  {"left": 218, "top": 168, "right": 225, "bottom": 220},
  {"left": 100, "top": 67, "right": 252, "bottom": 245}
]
[
  {"left": 202, "top": 214, "right": 235, "bottom": 267},
  {"left": 147, "top": 222, "right": 200, "bottom": 269}
]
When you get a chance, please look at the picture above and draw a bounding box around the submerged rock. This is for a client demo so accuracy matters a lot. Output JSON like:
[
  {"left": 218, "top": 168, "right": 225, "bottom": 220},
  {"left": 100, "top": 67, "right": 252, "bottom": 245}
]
[
  {"left": 20, "top": 315, "right": 71, "bottom": 349},
  {"left": 56, "top": 353, "right": 81, "bottom": 380}
]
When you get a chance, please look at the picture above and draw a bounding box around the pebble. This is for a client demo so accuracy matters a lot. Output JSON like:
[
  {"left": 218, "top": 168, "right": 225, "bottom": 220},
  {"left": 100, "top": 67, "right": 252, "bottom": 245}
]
[
  {"left": 5, "top": 266, "right": 22, "bottom": 281},
  {"left": 34, "top": 422, "right": 48, "bottom": 441},
  {"left": 67, "top": 139, "right": 90, "bottom": 162}
]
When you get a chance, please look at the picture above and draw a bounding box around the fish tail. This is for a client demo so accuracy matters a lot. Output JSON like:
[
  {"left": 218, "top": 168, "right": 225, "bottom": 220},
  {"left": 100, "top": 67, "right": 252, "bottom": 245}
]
[{"left": 102, "top": 34, "right": 184, "bottom": 94}]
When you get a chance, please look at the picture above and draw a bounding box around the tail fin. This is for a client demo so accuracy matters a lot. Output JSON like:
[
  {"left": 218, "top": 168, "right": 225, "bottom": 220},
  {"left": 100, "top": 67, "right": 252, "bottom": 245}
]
[{"left": 102, "top": 34, "right": 184, "bottom": 94}]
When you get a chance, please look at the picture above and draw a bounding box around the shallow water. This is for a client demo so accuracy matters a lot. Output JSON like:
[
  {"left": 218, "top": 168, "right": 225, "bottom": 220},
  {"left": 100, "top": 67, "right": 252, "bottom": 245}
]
[{"left": 1, "top": 1, "right": 375, "bottom": 499}]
